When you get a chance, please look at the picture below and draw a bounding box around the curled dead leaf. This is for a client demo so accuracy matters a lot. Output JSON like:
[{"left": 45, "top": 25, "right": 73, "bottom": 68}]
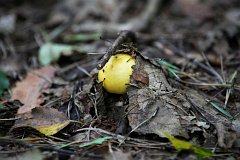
[{"left": 12, "top": 107, "right": 70, "bottom": 136}]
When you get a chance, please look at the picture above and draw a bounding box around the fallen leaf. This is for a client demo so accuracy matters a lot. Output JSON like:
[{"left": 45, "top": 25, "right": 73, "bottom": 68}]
[
  {"left": 79, "top": 136, "right": 112, "bottom": 148},
  {"left": 63, "top": 32, "right": 101, "bottom": 42},
  {"left": 162, "top": 131, "right": 214, "bottom": 158},
  {"left": 158, "top": 60, "right": 181, "bottom": 79},
  {"left": 38, "top": 43, "right": 81, "bottom": 65},
  {"left": 12, "top": 107, "right": 70, "bottom": 136},
  {"left": 35, "top": 121, "right": 71, "bottom": 136},
  {"left": 128, "top": 56, "right": 189, "bottom": 138},
  {"left": 127, "top": 55, "right": 233, "bottom": 141},
  {"left": 11, "top": 66, "right": 56, "bottom": 114},
  {"left": 206, "top": 99, "right": 234, "bottom": 120}
]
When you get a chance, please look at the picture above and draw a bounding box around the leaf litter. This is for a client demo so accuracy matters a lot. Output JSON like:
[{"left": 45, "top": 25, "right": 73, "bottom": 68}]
[
  {"left": 1, "top": 0, "right": 240, "bottom": 159},
  {"left": 11, "top": 65, "right": 56, "bottom": 114},
  {"left": 12, "top": 107, "right": 71, "bottom": 136}
]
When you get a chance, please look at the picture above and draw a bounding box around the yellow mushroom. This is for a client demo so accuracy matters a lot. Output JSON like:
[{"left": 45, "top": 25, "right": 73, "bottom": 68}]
[{"left": 98, "top": 54, "right": 136, "bottom": 94}]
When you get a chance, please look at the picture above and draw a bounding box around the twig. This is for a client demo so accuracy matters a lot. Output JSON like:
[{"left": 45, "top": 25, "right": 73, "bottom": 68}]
[
  {"left": 199, "top": 51, "right": 224, "bottom": 83},
  {"left": 76, "top": 66, "right": 92, "bottom": 77},
  {"left": 97, "top": 30, "right": 136, "bottom": 69},
  {"left": 0, "top": 117, "right": 20, "bottom": 121},
  {"left": 108, "top": 143, "right": 116, "bottom": 160},
  {"left": 119, "top": 107, "right": 159, "bottom": 145},
  {"left": 74, "top": 127, "right": 169, "bottom": 149},
  {"left": 155, "top": 39, "right": 225, "bottom": 83},
  {"left": 224, "top": 70, "right": 238, "bottom": 108},
  {"left": 220, "top": 53, "right": 225, "bottom": 83}
]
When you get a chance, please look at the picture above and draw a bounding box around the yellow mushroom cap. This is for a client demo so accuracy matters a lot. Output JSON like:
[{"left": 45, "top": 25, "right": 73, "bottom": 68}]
[{"left": 98, "top": 54, "right": 136, "bottom": 94}]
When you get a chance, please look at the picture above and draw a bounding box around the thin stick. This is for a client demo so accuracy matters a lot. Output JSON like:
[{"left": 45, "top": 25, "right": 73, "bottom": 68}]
[
  {"left": 119, "top": 107, "right": 159, "bottom": 145},
  {"left": 97, "top": 30, "right": 136, "bottom": 69}
]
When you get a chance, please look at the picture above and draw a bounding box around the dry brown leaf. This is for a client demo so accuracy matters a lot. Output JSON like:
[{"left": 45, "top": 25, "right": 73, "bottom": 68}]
[
  {"left": 132, "top": 70, "right": 149, "bottom": 86},
  {"left": 12, "top": 107, "right": 70, "bottom": 136},
  {"left": 127, "top": 56, "right": 233, "bottom": 140},
  {"left": 11, "top": 65, "right": 56, "bottom": 114},
  {"left": 128, "top": 56, "right": 189, "bottom": 138}
]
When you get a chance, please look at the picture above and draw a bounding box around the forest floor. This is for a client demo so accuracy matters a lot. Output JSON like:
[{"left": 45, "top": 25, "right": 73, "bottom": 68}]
[{"left": 0, "top": 0, "right": 240, "bottom": 159}]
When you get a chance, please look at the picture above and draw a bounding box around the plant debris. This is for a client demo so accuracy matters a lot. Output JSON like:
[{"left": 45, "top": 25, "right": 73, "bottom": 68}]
[
  {"left": 1, "top": 0, "right": 240, "bottom": 159},
  {"left": 12, "top": 107, "right": 71, "bottom": 136},
  {"left": 11, "top": 66, "right": 56, "bottom": 114}
]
